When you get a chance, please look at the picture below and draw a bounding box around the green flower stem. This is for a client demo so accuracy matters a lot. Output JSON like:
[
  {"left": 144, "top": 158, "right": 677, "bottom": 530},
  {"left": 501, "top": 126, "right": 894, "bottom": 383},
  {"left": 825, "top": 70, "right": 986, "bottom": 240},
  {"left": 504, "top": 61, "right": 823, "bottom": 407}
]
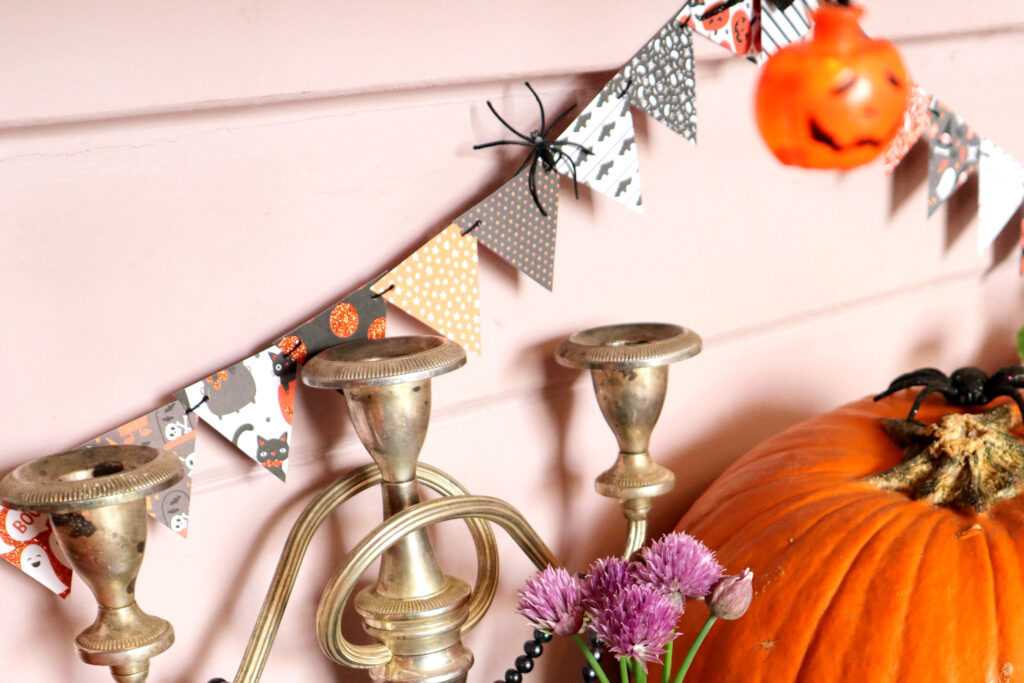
[
  {"left": 662, "top": 638, "right": 674, "bottom": 683},
  {"left": 672, "top": 616, "right": 717, "bottom": 683},
  {"left": 633, "top": 659, "right": 648, "bottom": 683},
  {"left": 573, "top": 634, "right": 611, "bottom": 683},
  {"left": 620, "top": 657, "right": 630, "bottom": 683}
]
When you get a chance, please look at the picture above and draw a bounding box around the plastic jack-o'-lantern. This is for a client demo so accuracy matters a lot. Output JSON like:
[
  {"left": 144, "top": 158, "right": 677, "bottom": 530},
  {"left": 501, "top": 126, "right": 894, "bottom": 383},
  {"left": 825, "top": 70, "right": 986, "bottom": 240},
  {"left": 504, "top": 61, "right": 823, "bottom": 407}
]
[{"left": 755, "top": 3, "right": 910, "bottom": 170}]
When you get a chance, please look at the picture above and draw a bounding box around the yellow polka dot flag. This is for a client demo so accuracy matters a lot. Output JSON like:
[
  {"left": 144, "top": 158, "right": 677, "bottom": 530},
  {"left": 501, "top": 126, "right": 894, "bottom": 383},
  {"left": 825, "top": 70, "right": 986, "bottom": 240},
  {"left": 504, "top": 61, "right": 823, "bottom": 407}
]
[{"left": 372, "top": 224, "right": 482, "bottom": 355}]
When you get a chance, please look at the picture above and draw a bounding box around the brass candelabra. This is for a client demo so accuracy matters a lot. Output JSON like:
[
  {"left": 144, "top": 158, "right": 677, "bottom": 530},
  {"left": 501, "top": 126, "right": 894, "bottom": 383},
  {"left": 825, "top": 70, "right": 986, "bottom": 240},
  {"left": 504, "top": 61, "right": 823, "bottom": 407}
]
[{"left": 0, "top": 323, "right": 700, "bottom": 682}]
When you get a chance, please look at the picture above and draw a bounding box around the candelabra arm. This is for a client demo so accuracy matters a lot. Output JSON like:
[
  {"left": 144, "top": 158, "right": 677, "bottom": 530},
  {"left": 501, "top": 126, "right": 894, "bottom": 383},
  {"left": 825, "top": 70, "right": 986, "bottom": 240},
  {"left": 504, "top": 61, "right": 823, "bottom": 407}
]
[
  {"left": 317, "top": 495, "right": 560, "bottom": 670},
  {"left": 232, "top": 464, "right": 498, "bottom": 683}
]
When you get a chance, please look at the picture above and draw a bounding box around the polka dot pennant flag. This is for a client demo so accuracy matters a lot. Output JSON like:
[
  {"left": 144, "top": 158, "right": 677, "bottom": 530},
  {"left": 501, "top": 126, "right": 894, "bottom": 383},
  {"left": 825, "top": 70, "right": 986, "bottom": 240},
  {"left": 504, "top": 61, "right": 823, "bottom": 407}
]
[
  {"left": 454, "top": 166, "right": 559, "bottom": 290},
  {"left": 277, "top": 283, "right": 387, "bottom": 364},
  {"left": 372, "top": 224, "right": 482, "bottom": 355}
]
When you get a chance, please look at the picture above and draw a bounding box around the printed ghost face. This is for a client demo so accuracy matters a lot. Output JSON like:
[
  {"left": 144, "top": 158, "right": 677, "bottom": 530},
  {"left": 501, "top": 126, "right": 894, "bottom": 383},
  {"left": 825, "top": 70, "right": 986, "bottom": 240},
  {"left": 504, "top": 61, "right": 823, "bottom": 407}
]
[
  {"left": 18, "top": 543, "right": 70, "bottom": 596},
  {"left": 170, "top": 514, "right": 188, "bottom": 533}
]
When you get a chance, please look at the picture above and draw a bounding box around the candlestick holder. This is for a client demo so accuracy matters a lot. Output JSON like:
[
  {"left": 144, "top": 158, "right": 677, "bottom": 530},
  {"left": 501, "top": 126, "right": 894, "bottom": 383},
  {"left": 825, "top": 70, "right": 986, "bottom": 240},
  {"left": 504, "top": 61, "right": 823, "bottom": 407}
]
[
  {"left": 0, "top": 444, "right": 185, "bottom": 683},
  {"left": 555, "top": 323, "right": 701, "bottom": 557}
]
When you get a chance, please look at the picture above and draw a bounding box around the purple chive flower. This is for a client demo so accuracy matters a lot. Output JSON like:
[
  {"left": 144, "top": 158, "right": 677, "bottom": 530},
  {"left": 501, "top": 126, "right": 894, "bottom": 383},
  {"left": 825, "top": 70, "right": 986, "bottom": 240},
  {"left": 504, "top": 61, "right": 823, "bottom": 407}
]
[
  {"left": 516, "top": 566, "right": 585, "bottom": 636},
  {"left": 634, "top": 532, "right": 724, "bottom": 606},
  {"left": 708, "top": 568, "right": 754, "bottom": 620},
  {"left": 581, "top": 556, "right": 637, "bottom": 613},
  {"left": 590, "top": 584, "right": 680, "bottom": 670}
]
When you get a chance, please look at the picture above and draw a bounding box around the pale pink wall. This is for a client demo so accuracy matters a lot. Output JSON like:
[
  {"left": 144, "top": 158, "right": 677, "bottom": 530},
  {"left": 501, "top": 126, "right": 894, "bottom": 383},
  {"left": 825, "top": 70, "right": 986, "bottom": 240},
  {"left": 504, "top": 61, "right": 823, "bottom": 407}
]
[{"left": 3, "top": 2, "right": 1024, "bottom": 681}]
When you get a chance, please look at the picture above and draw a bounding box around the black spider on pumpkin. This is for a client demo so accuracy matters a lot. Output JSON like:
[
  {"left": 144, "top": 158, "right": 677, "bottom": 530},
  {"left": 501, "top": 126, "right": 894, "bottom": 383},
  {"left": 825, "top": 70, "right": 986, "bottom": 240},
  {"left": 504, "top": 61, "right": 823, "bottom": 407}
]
[
  {"left": 473, "top": 82, "right": 592, "bottom": 217},
  {"left": 874, "top": 366, "right": 1024, "bottom": 421}
]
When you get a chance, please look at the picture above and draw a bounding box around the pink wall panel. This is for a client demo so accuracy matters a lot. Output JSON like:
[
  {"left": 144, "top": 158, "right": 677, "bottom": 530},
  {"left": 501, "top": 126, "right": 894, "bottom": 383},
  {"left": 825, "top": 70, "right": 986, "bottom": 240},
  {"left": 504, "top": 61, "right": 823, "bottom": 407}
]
[{"left": 2, "top": 2, "right": 1023, "bottom": 681}]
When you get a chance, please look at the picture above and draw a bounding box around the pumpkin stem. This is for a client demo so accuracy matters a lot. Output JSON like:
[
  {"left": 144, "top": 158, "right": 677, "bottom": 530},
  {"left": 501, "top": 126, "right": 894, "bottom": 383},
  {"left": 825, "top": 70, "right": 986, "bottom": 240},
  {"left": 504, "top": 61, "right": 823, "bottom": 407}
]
[{"left": 867, "top": 406, "right": 1024, "bottom": 512}]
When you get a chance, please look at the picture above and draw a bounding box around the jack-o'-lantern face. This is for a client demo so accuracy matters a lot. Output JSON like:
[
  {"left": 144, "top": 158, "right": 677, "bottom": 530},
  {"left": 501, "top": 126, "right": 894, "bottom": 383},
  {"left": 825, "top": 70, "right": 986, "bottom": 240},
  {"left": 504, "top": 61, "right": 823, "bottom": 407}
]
[{"left": 755, "top": 5, "right": 910, "bottom": 169}]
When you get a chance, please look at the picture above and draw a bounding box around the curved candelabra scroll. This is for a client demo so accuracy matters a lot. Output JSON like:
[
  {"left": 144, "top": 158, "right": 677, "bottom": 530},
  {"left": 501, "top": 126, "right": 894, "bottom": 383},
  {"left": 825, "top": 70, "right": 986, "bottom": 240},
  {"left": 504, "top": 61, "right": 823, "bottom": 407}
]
[
  {"left": 232, "top": 464, "right": 499, "bottom": 683},
  {"left": 316, "top": 495, "right": 560, "bottom": 670}
]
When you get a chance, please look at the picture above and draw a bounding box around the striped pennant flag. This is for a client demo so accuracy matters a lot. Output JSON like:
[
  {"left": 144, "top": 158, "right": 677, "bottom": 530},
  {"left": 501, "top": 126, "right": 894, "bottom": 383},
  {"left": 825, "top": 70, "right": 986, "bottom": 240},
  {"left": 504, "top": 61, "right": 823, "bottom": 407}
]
[{"left": 759, "top": 0, "right": 819, "bottom": 62}]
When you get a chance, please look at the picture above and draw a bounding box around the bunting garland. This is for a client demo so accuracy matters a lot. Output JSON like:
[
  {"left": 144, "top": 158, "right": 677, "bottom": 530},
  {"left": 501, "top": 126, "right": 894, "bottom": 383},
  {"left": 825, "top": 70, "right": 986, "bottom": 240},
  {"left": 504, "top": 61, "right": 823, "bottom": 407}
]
[{"left": 8, "top": 1, "right": 1024, "bottom": 600}]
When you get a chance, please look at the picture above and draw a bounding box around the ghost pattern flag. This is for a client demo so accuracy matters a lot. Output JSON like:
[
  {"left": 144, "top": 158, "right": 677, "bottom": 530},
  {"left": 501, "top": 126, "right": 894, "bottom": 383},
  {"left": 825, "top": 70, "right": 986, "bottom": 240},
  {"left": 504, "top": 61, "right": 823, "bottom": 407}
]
[
  {"left": 454, "top": 166, "right": 559, "bottom": 289},
  {"left": 554, "top": 79, "right": 643, "bottom": 212},
  {"left": 682, "top": 0, "right": 761, "bottom": 57},
  {"left": 277, "top": 284, "right": 388, "bottom": 371},
  {"left": 373, "top": 224, "right": 482, "bottom": 354},
  {"left": 81, "top": 400, "right": 198, "bottom": 536},
  {"left": 176, "top": 347, "right": 294, "bottom": 482},
  {"left": 0, "top": 506, "right": 72, "bottom": 598},
  {"left": 978, "top": 139, "right": 1024, "bottom": 254},
  {"left": 927, "top": 99, "right": 980, "bottom": 217},
  {"left": 615, "top": 13, "right": 698, "bottom": 142}
]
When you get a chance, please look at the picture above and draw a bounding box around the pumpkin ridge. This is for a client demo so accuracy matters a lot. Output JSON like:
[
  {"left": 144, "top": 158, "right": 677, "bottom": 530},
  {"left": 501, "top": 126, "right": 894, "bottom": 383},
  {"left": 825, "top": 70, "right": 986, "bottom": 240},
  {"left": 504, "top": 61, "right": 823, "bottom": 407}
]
[
  {"left": 888, "top": 515, "right": 941, "bottom": 682},
  {"left": 685, "top": 471, "right": 854, "bottom": 525},
  {"left": 987, "top": 523, "right": 1024, "bottom": 675},
  {"left": 976, "top": 521, "right": 1000, "bottom": 679},
  {"left": 782, "top": 501, "right": 907, "bottom": 681}
]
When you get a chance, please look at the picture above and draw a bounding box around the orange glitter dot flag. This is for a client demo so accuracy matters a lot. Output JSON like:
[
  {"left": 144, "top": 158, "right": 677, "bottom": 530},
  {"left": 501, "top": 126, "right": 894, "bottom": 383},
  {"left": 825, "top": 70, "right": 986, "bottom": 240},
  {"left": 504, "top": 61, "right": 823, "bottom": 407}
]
[{"left": 372, "top": 224, "right": 482, "bottom": 355}]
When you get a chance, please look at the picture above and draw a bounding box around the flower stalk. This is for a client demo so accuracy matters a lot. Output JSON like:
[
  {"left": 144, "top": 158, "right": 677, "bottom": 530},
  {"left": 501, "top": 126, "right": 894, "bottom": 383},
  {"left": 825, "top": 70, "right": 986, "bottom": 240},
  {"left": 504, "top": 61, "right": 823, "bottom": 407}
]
[{"left": 573, "top": 634, "right": 611, "bottom": 683}]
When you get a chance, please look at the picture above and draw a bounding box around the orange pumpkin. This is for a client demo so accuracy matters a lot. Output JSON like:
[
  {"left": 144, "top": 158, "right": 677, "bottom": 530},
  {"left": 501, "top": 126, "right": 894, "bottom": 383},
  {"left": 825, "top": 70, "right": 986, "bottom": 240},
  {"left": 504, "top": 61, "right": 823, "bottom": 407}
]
[
  {"left": 755, "top": 5, "right": 910, "bottom": 169},
  {"left": 674, "top": 392, "right": 1024, "bottom": 681}
]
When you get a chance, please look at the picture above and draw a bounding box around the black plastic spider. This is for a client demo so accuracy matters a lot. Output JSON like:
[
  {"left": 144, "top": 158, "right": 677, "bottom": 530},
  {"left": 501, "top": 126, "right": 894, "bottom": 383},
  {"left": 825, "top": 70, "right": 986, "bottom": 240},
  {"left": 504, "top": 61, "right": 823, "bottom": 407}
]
[
  {"left": 874, "top": 365, "right": 1024, "bottom": 421},
  {"left": 473, "top": 82, "right": 592, "bottom": 217}
]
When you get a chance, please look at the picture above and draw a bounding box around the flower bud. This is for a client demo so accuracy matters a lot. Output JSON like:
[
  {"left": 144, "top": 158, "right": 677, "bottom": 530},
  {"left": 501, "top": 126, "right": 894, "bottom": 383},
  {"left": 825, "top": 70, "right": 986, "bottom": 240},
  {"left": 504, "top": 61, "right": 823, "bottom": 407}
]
[{"left": 707, "top": 568, "right": 753, "bottom": 620}]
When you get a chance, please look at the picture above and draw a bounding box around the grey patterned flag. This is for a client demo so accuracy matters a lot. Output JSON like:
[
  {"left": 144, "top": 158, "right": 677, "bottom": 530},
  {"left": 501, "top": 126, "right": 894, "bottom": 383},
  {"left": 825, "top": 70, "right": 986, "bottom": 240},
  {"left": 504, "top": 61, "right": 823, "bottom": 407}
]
[
  {"left": 614, "top": 10, "right": 697, "bottom": 143},
  {"left": 554, "top": 78, "right": 643, "bottom": 213},
  {"left": 454, "top": 166, "right": 559, "bottom": 290}
]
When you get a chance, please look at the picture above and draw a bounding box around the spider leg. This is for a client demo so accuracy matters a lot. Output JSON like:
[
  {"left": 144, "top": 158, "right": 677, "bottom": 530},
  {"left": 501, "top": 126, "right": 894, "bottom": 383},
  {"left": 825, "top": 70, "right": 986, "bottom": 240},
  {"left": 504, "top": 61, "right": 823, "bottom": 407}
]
[
  {"left": 515, "top": 148, "right": 538, "bottom": 177},
  {"left": 542, "top": 104, "right": 578, "bottom": 139},
  {"left": 473, "top": 140, "right": 534, "bottom": 150},
  {"left": 873, "top": 368, "right": 949, "bottom": 401},
  {"left": 528, "top": 155, "right": 548, "bottom": 217},
  {"left": 550, "top": 140, "right": 594, "bottom": 157},
  {"left": 906, "top": 386, "right": 943, "bottom": 421},
  {"left": 524, "top": 82, "right": 546, "bottom": 136},
  {"left": 553, "top": 148, "right": 581, "bottom": 199},
  {"left": 991, "top": 366, "right": 1024, "bottom": 384},
  {"left": 486, "top": 100, "right": 531, "bottom": 141}
]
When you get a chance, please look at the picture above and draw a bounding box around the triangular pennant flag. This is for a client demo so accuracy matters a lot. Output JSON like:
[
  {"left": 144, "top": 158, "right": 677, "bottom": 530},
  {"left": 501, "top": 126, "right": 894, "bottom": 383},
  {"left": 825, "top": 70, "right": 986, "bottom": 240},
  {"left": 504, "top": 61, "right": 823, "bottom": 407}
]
[
  {"left": 758, "top": 0, "right": 819, "bottom": 62},
  {"left": 0, "top": 506, "right": 72, "bottom": 598},
  {"left": 978, "top": 138, "right": 1024, "bottom": 254},
  {"left": 372, "top": 224, "right": 482, "bottom": 354},
  {"left": 81, "top": 400, "right": 198, "bottom": 536},
  {"left": 927, "top": 98, "right": 980, "bottom": 217},
  {"left": 277, "top": 283, "right": 387, "bottom": 365},
  {"left": 553, "top": 78, "right": 643, "bottom": 213},
  {"left": 682, "top": 0, "right": 761, "bottom": 58},
  {"left": 454, "top": 167, "right": 558, "bottom": 289},
  {"left": 884, "top": 79, "right": 932, "bottom": 175},
  {"left": 176, "top": 347, "right": 295, "bottom": 482},
  {"left": 614, "top": 12, "right": 697, "bottom": 143}
]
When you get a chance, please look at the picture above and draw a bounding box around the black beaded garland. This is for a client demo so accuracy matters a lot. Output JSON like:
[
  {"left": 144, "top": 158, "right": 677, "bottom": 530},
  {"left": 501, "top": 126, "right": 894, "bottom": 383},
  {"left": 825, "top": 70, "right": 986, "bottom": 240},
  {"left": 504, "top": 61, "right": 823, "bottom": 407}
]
[
  {"left": 523, "top": 640, "right": 543, "bottom": 658},
  {"left": 580, "top": 630, "right": 606, "bottom": 682},
  {"left": 504, "top": 669, "right": 523, "bottom": 683},
  {"left": 496, "top": 629, "right": 549, "bottom": 680}
]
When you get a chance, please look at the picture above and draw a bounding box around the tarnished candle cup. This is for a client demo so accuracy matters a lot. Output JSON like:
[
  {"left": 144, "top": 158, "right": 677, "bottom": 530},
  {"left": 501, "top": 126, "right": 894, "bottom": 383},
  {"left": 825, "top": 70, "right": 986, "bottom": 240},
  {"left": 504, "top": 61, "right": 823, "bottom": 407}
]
[
  {"left": 0, "top": 445, "right": 184, "bottom": 683},
  {"left": 303, "top": 335, "right": 483, "bottom": 683},
  {"left": 556, "top": 323, "right": 702, "bottom": 558}
]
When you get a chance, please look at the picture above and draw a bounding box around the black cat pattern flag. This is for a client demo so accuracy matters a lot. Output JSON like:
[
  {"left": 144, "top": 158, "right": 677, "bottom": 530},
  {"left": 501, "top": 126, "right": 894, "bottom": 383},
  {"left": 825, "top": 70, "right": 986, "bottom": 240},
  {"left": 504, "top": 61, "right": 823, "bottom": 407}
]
[
  {"left": 176, "top": 347, "right": 294, "bottom": 482},
  {"left": 0, "top": 506, "right": 72, "bottom": 597},
  {"left": 81, "top": 400, "right": 198, "bottom": 536},
  {"left": 454, "top": 166, "right": 559, "bottom": 290},
  {"left": 554, "top": 78, "right": 643, "bottom": 213}
]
